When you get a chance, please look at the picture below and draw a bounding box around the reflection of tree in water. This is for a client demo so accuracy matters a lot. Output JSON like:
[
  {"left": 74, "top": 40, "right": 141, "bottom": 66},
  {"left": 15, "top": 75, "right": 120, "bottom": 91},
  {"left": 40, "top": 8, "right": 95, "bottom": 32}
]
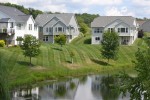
[
  {"left": 79, "top": 76, "right": 87, "bottom": 84},
  {"left": 100, "top": 75, "right": 120, "bottom": 100},
  {"left": 70, "top": 82, "right": 75, "bottom": 90},
  {"left": 55, "top": 85, "right": 67, "bottom": 97}
]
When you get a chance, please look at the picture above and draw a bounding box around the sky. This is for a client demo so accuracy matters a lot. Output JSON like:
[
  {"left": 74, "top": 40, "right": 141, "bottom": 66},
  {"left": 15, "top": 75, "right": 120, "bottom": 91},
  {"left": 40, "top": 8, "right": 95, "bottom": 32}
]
[{"left": 0, "top": 0, "right": 150, "bottom": 18}]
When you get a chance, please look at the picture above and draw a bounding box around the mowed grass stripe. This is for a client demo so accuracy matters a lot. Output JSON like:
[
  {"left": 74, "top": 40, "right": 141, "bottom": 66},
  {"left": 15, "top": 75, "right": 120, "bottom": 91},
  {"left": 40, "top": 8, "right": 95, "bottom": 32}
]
[
  {"left": 85, "top": 45, "right": 101, "bottom": 59},
  {"left": 118, "top": 47, "right": 131, "bottom": 63},
  {"left": 70, "top": 45, "right": 86, "bottom": 64},
  {"left": 77, "top": 45, "right": 94, "bottom": 64},
  {"left": 48, "top": 45, "right": 55, "bottom": 68},
  {"left": 66, "top": 45, "right": 82, "bottom": 64}
]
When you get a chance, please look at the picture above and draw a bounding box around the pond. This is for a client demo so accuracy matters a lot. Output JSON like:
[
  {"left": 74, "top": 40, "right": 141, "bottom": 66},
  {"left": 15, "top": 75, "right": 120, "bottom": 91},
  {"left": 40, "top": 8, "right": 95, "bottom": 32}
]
[{"left": 11, "top": 75, "right": 130, "bottom": 100}]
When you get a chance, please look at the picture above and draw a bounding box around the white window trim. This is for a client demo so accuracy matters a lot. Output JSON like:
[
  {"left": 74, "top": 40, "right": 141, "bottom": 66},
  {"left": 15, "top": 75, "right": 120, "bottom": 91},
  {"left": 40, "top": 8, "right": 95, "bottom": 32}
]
[
  {"left": 118, "top": 28, "right": 128, "bottom": 33},
  {"left": 94, "top": 28, "right": 103, "bottom": 33},
  {"left": 95, "top": 37, "right": 100, "bottom": 41}
]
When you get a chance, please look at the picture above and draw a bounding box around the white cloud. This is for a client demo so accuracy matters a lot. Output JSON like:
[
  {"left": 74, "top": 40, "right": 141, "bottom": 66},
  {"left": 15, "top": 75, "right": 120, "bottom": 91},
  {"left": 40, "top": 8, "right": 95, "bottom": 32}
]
[
  {"left": 132, "top": 0, "right": 150, "bottom": 6},
  {"left": 44, "top": 4, "right": 68, "bottom": 13},
  {"left": 81, "top": 8, "right": 89, "bottom": 13},
  {"left": 72, "top": 0, "right": 122, "bottom": 5},
  {"left": 0, "top": 0, "right": 18, "bottom": 4},
  {"left": 105, "top": 7, "right": 135, "bottom": 16}
]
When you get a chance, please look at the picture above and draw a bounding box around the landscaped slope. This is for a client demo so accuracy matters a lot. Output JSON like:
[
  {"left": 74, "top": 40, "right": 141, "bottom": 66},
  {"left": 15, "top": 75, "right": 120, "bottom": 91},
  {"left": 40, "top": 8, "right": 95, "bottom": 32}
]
[{"left": 0, "top": 35, "right": 143, "bottom": 87}]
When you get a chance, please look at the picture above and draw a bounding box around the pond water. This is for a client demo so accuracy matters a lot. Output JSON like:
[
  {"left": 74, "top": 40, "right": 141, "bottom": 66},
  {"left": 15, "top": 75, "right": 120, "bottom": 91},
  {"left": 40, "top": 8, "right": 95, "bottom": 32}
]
[{"left": 11, "top": 75, "right": 130, "bottom": 100}]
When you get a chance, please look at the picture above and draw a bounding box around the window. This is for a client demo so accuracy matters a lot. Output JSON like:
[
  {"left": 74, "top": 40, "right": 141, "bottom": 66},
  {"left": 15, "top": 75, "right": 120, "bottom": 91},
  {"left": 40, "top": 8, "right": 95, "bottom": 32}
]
[
  {"left": 108, "top": 28, "right": 114, "bottom": 32},
  {"left": 10, "top": 23, "right": 13, "bottom": 28},
  {"left": 39, "top": 27, "right": 43, "bottom": 32},
  {"left": 29, "top": 24, "right": 32, "bottom": 30},
  {"left": 55, "top": 27, "right": 57, "bottom": 32},
  {"left": 58, "top": 27, "right": 62, "bottom": 32},
  {"left": 63, "top": 28, "right": 65, "bottom": 32},
  {"left": 94, "top": 28, "right": 102, "bottom": 33},
  {"left": 118, "top": 28, "right": 128, "bottom": 33},
  {"left": 126, "top": 28, "right": 128, "bottom": 33},
  {"left": 43, "top": 36, "right": 48, "bottom": 41},
  {"left": 46, "top": 27, "right": 48, "bottom": 32},
  {"left": 34, "top": 25, "right": 37, "bottom": 31},
  {"left": 95, "top": 37, "right": 100, "bottom": 41},
  {"left": 49, "top": 27, "right": 52, "bottom": 33},
  {"left": 17, "top": 23, "right": 22, "bottom": 30},
  {"left": 121, "top": 28, "right": 125, "bottom": 33}
]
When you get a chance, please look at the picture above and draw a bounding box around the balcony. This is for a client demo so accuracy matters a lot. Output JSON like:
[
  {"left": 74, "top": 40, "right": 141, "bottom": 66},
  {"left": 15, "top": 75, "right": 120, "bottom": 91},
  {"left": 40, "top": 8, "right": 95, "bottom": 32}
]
[{"left": 0, "top": 28, "right": 15, "bottom": 34}]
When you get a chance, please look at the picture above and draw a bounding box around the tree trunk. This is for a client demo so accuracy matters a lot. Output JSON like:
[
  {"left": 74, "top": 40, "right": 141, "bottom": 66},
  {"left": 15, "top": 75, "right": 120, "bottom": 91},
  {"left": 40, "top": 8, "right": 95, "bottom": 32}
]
[
  {"left": 71, "top": 58, "right": 73, "bottom": 64},
  {"left": 29, "top": 57, "right": 32, "bottom": 66},
  {"left": 108, "top": 58, "right": 109, "bottom": 63}
]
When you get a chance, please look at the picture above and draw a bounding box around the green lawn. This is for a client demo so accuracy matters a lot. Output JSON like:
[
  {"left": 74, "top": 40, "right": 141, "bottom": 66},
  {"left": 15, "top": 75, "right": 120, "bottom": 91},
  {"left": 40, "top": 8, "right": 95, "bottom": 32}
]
[{"left": 0, "top": 34, "right": 145, "bottom": 88}]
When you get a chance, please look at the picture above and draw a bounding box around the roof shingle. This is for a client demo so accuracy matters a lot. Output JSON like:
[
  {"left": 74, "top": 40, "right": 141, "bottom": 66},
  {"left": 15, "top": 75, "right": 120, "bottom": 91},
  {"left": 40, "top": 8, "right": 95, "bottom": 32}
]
[
  {"left": 35, "top": 13, "right": 74, "bottom": 26},
  {"left": 91, "top": 16, "right": 135, "bottom": 27}
]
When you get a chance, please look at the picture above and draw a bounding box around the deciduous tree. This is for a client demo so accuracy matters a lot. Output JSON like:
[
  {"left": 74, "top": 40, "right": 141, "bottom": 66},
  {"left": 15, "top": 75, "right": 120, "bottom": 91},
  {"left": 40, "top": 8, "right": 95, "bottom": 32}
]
[
  {"left": 101, "top": 30, "right": 119, "bottom": 63},
  {"left": 21, "top": 35, "right": 40, "bottom": 66}
]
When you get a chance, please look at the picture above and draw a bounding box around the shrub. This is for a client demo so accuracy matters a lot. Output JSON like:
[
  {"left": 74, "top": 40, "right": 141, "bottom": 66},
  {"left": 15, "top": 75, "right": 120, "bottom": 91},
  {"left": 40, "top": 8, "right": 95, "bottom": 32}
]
[
  {"left": 54, "top": 34, "right": 67, "bottom": 46},
  {"left": 0, "top": 40, "right": 5, "bottom": 47}
]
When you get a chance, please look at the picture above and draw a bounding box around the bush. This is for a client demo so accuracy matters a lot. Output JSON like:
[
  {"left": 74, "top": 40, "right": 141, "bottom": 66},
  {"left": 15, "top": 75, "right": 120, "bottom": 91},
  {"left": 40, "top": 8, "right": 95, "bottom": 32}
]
[
  {"left": 0, "top": 40, "right": 5, "bottom": 47},
  {"left": 54, "top": 34, "right": 67, "bottom": 46}
]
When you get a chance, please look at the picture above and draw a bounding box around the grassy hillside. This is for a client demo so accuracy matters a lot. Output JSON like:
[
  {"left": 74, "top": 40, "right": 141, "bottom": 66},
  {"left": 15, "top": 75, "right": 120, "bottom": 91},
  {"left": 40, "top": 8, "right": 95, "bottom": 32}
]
[{"left": 0, "top": 35, "right": 146, "bottom": 88}]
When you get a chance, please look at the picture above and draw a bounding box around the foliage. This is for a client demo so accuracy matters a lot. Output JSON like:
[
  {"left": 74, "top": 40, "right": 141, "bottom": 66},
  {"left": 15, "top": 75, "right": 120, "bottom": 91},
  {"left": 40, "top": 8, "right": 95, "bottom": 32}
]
[
  {"left": 76, "top": 13, "right": 99, "bottom": 27},
  {"left": 80, "top": 22, "right": 89, "bottom": 35},
  {"left": 16, "top": 37, "right": 24, "bottom": 45},
  {"left": 0, "top": 40, "right": 5, "bottom": 47},
  {"left": 54, "top": 34, "right": 67, "bottom": 46},
  {"left": 144, "top": 36, "right": 150, "bottom": 47},
  {"left": 21, "top": 35, "right": 40, "bottom": 65},
  {"left": 118, "top": 37, "right": 150, "bottom": 100},
  {"left": 0, "top": 52, "right": 10, "bottom": 100},
  {"left": 100, "top": 75, "right": 120, "bottom": 100},
  {"left": 101, "top": 30, "right": 119, "bottom": 62},
  {"left": 76, "top": 13, "right": 99, "bottom": 35}
]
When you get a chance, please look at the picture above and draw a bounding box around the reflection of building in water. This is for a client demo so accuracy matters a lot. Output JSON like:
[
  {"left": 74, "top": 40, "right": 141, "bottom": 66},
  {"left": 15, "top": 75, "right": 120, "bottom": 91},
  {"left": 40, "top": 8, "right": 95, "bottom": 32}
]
[
  {"left": 91, "top": 75, "right": 102, "bottom": 91},
  {"left": 91, "top": 75, "right": 130, "bottom": 100},
  {"left": 11, "top": 87, "right": 39, "bottom": 100},
  {"left": 39, "top": 78, "right": 79, "bottom": 100}
]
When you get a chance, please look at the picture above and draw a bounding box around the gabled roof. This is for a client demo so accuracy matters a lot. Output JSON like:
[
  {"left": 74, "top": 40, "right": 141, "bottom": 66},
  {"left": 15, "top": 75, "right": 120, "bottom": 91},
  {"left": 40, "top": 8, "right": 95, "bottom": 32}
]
[
  {"left": 0, "top": 5, "right": 31, "bottom": 22},
  {"left": 91, "top": 16, "right": 135, "bottom": 27},
  {"left": 137, "top": 20, "right": 146, "bottom": 26},
  {"left": 0, "top": 18, "right": 10, "bottom": 22},
  {"left": 35, "top": 13, "right": 74, "bottom": 26}
]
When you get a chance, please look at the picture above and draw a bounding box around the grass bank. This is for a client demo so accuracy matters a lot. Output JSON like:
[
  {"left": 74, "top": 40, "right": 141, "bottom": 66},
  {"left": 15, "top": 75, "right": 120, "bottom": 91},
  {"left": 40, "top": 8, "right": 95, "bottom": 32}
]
[{"left": 0, "top": 34, "right": 146, "bottom": 88}]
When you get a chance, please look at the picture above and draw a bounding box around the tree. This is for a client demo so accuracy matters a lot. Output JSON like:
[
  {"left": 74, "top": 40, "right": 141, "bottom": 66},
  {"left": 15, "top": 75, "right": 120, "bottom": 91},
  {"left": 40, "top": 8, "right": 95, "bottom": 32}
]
[
  {"left": 101, "top": 30, "right": 119, "bottom": 63},
  {"left": 54, "top": 34, "right": 67, "bottom": 47},
  {"left": 21, "top": 35, "right": 40, "bottom": 66},
  {"left": 16, "top": 37, "right": 23, "bottom": 45},
  {"left": 70, "top": 51, "right": 75, "bottom": 64},
  {"left": 118, "top": 37, "right": 150, "bottom": 100}
]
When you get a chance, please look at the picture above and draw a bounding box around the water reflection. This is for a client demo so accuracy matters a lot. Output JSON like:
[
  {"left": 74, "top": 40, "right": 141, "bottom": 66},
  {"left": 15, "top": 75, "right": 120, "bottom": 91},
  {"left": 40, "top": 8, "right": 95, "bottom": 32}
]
[{"left": 11, "top": 75, "right": 130, "bottom": 100}]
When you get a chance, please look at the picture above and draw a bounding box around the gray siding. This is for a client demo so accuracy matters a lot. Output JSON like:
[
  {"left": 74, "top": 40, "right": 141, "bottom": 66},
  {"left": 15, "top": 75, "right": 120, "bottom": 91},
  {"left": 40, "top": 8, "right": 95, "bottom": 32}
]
[{"left": 141, "top": 20, "right": 150, "bottom": 32}]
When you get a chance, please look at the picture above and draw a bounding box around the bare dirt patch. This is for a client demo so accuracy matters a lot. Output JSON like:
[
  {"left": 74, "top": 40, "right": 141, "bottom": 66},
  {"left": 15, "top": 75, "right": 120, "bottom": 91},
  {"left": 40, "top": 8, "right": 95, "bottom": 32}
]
[
  {"left": 63, "top": 63, "right": 81, "bottom": 69},
  {"left": 30, "top": 66, "right": 47, "bottom": 71}
]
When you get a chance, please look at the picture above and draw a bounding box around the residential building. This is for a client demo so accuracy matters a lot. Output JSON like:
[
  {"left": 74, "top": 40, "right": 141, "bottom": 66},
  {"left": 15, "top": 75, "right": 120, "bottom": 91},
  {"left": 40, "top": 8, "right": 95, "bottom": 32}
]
[
  {"left": 35, "top": 13, "right": 79, "bottom": 43},
  {"left": 0, "top": 5, "right": 38, "bottom": 45},
  {"left": 91, "top": 16, "right": 138, "bottom": 45},
  {"left": 137, "top": 20, "right": 150, "bottom": 32}
]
